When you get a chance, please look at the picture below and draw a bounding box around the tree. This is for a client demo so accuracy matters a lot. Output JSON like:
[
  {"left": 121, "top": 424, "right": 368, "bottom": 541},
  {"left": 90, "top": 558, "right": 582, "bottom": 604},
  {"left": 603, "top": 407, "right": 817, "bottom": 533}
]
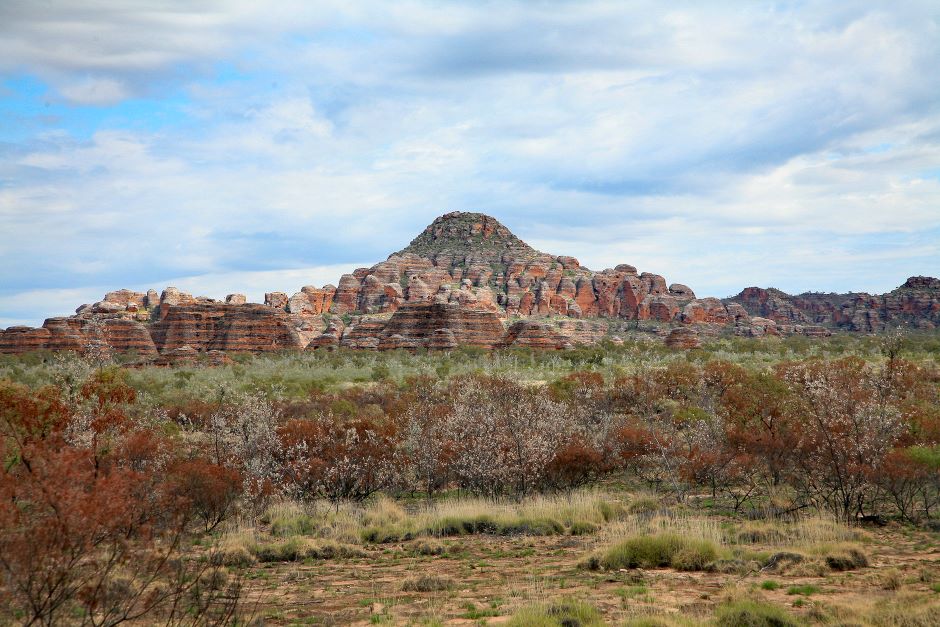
[
  {"left": 780, "top": 358, "right": 905, "bottom": 521},
  {"left": 277, "top": 414, "right": 402, "bottom": 504},
  {"left": 0, "top": 380, "right": 241, "bottom": 626}
]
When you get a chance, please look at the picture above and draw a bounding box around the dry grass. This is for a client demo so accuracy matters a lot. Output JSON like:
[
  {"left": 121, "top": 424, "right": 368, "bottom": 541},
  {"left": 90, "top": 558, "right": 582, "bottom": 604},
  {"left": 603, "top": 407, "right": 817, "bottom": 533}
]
[
  {"left": 360, "top": 490, "right": 627, "bottom": 542},
  {"left": 601, "top": 511, "right": 726, "bottom": 547}
]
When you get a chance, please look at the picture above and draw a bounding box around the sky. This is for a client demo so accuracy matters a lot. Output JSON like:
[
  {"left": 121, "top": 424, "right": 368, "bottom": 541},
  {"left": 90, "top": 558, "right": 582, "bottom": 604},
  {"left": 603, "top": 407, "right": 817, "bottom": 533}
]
[{"left": 1, "top": 1, "right": 939, "bottom": 327}]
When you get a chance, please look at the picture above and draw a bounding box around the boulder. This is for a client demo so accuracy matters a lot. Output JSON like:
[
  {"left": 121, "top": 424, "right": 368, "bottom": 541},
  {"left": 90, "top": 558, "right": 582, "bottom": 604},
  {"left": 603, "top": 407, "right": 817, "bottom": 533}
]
[{"left": 264, "top": 291, "right": 289, "bottom": 310}]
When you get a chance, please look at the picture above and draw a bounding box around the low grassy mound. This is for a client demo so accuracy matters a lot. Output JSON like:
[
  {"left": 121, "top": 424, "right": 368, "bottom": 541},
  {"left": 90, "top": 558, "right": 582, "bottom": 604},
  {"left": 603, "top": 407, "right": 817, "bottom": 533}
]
[
  {"left": 599, "top": 533, "right": 720, "bottom": 571},
  {"left": 247, "top": 537, "right": 365, "bottom": 563},
  {"left": 713, "top": 598, "right": 799, "bottom": 627},
  {"left": 401, "top": 574, "right": 453, "bottom": 592},
  {"left": 507, "top": 598, "right": 606, "bottom": 627}
]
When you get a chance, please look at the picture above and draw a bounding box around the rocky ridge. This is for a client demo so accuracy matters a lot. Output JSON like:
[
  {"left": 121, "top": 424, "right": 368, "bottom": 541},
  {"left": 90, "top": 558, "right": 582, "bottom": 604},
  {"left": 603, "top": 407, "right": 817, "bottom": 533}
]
[
  {"left": 2, "top": 213, "right": 938, "bottom": 358},
  {"left": 727, "top": 276, "right": 940, "bottom": 333}
]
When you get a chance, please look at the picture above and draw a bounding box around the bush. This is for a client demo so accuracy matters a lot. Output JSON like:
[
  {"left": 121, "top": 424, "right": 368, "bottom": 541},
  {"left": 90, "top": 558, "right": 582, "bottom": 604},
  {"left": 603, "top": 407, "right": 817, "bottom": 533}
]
[
  {"left": 401, "top": 574, "right": 453, "bottom": 592},
  {"left": 253, "top": 537, "right": 307, "bottom": 562},
  {"left": 824, "top": 548, "right": 868, "bottom": 571},
  {"left": 570, "top": 521, "right": 599, "bottom": 536},
  {"left": 360, "top": 525, "right": 413, "bottom": 544},
  {"left": 425, "top": 514, "right": 497, "bottom": 537},
  {"left": 600, "top": 533, "right": 719, "bottom": 571},
  {"left": 507, "top": 598, "right": 605, "bottom": 627},
  {"left": 169, "top": 459, "right": 243, "bottom": 532},
  {"left": 786, "top": 584, "right": 819, "bottom": 596},
  {"left": 713, "top": 598, "right": 799, "bottom": 627},
  {"left": 412, "top": 540, "right": 445, "bottom": 556},
  {"left": 252, "top": 537, "right": 364, "bottom": 562},
  {"left": 498, "top": 516, "right": 564, "bottom": 536}
]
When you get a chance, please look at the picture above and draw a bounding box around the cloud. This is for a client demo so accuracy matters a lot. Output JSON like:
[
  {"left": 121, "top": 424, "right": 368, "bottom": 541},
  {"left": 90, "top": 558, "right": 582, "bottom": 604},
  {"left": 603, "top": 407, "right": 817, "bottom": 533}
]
[
  {"left": 0, "top": 263, "right": 365, "bottom": 327},
  {"left": 1, "top": 1, "right": 939, "bottom": 325},
  {"left": 57, "top": 77, "right": 129, "bottom": 105}
]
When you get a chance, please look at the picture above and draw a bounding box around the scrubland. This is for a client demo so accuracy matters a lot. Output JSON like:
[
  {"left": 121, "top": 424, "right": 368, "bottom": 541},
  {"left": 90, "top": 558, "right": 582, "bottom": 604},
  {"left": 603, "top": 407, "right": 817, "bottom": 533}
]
[{"left": 1, "top": 332, "right": 939, "bottom": 625}]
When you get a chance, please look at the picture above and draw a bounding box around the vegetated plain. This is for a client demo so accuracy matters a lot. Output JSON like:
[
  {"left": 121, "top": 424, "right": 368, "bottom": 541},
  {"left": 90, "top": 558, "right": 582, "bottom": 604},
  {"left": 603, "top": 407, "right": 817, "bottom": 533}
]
[{"left": 1, "top": 332, "right": 939, "bottom": 625}]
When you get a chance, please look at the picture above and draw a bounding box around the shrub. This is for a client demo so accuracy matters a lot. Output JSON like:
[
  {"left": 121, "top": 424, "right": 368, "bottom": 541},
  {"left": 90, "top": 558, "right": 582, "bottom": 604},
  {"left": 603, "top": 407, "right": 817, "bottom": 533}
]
[
  {"left": 825, "top": 548, "right": 869, "bottom": 571},
  {"left": 786, "top": 585, "right": 819, "bottom": 596},
  {"left": 570, "top": 521, "right": 600, "bottom": 536},
  {"left": 628, "top": 496, "right": 661, "bottom": 515},
  {"left": 507, "top": 598, "right": 605, "bottom": 627},
  {"left": 879, "top": 569, "right": 903, "bottom": 591},
  {"left": 713, "top": 598, "right": 799, "bottom": 627},
  {"left": 498, "top": 516, "right": 564, "bottom": 536},
  {"left": 252, "top": 537, "right": 364, "bottom": 562},
  {"left": 401, "top": 574, "right": 453, "bottom": 592},
  {"left": 427, "top": 514, "right": 499, "bottom": 536},
  {"left": 168, "top": 459, "right": 242, "bottom": 532},
  {"left": 600, "top": 533, "right": 719, "bottom": 571},
  {"left": 361, "top": 525, "right": 412, "bottom": 544},
  {"left": 412, "top": 540, "right": 445, "bottom": 556},
  {"left": 253, "top": 537, "right": 307, "bottom": 562}
]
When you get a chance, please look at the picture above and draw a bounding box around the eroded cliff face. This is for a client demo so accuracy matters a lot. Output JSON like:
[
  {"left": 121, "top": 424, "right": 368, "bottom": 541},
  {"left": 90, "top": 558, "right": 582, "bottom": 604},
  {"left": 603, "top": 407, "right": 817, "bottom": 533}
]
[
  {"left": 728, "top": 276, "right": 940, "bottom": 333},
  {"left": 309, "top": 212, "right": 746, "bottom": 325},
  {"left": 2, "top": 213, "right": 937, "bottom": 358}
]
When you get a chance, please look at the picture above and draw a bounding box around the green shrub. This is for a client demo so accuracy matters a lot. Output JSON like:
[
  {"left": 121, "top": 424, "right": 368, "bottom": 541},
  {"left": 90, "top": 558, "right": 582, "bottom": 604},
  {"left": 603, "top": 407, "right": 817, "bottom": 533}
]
[
  {"left": 401, "top": 574, "right": 453, "bottom": 592},
  {"left": 713, "top": 598, "right": 799, "bottom": 626},
  {"left": 786, "top": 584, "right": 819, "bottom": 596},
  {"left": 760, "top": 580, "right": 780, "bottom": 591},
  {"left": 570, "top": 521, "right": 600, "bottom": 536},
  {"left": 424, "top": 513, "right": 563, "bottom": 538},
  {"left": 598, "top": 500, "right": 626, "bottom": 522},
  {"left": 304, "top": 541, "right": 365, "bottom": 560},
  {"left": 427, "top": 514, "right": 498, "bottom": 536},
  {"left": 412, "top": 540, "right": 445, "bottom": 556},
  {"left": 361, "top": 525, "right": 412, "bottom": 543},
  {"left": 253, "top": 537, "right": 306, "bottom": 562},
  {"left": 628, "top": 496, "right": 660, "bottom": 515},
  {"left": 270, "top": 513, "right": 316, "bottom": 537},
  {"left": 253, "top": 538, "right": 364, "bottom": 561},
  {"left": 507, "top": 598, "right": 605, "bottom": 627},
  {"left": 498, "top": 516, "right": 564, "bottom": 536},
  {"left": 600, "top": 533, "right": 718, "bottom": 571},
  {"left": 824, "top": 548, "right": 868, "bottom": 571}
]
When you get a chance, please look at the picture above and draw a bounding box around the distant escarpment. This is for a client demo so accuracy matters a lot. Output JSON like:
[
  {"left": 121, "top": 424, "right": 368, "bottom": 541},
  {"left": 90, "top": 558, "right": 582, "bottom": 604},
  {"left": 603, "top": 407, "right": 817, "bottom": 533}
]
[
  {"left": 2, "top": 212, "right": 937, "bottom": 359},
  {"left": 727, "top": 276, "right": 940, "bottom": 333}
]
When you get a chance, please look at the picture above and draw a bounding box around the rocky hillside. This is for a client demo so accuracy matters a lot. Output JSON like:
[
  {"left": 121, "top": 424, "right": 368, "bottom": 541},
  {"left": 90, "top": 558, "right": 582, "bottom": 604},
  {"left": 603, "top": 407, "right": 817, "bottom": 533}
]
[
  {"left": 727, "top": 276, "right": 940, "bottom": 332},
  {"left": 2, "top": 212, "right": 937, "bottom": 358}
]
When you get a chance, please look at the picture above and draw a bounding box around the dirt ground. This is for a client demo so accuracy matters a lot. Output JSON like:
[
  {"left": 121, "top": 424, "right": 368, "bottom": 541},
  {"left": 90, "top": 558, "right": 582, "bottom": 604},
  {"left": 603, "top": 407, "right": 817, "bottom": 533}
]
[{"left": 238, "top": 523, "right": 940, "bottom": 625}]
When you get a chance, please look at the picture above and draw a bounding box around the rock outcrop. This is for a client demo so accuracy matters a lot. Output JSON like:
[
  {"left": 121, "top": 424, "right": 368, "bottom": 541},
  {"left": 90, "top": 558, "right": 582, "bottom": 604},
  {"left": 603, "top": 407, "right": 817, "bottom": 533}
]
[
  {"left": 728, "top": 276, "right": 940, "bottom": 332},
  {"left": 665, "top": 327, "right": 701, "bottom": 349},
  {"left": 501, "top": 320, "right": 572, "bottom": 349},
  {"left": 368, "top": 302, "right": 505, "bottom": 350},
  {"left": 0, "top": 316, "right": 156, "bottom": 356},
  {"left": 150, "top": 304, "right": 304, "bottom": 353},
  {"left": 3, "top": 213, "right": 937, "bottom": 359}
]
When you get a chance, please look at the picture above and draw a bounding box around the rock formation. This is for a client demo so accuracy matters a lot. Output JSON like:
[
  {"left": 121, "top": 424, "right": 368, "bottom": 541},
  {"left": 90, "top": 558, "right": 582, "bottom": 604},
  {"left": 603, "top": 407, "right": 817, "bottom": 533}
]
[
  {"left": 665, "top": 327, "right": 701, "bottom": 349},
  {"left": 150, "top": 304, "right": 304, "bottom": 353},
  {"left": 2, "top": 212, "right": 937, "bottom": 359},
  {"left": 728, "top": 276, "right": 940, "bottom": 332}
]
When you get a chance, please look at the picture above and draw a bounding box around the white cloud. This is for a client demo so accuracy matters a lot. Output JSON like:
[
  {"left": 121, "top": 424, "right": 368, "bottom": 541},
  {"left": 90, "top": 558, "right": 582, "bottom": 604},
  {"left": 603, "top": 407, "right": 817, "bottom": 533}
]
[
  {"left": 57, "top": 77, "right": 129, "bottom": 105},
  {"left": 0, "top": 264, "right": 366, "bottom": 328},
  {"left": 1, "top": 1, "right": 939, "bottom": 325}
]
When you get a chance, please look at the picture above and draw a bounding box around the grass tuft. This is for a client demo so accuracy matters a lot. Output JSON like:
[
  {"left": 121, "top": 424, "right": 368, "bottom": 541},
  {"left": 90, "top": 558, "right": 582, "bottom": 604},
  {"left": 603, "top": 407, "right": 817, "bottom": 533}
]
[
  {"left": 507, "top": 598, "right": 606, "bottom": 627},
  {"left": 713, "top": 598, "right": 799, "bottom": 626},
  {"left": 401, "top": 574, "right": 453, "bottom": 592},
  {"left": 600, "top": 533, "right": 719, "bottom": 571}
]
